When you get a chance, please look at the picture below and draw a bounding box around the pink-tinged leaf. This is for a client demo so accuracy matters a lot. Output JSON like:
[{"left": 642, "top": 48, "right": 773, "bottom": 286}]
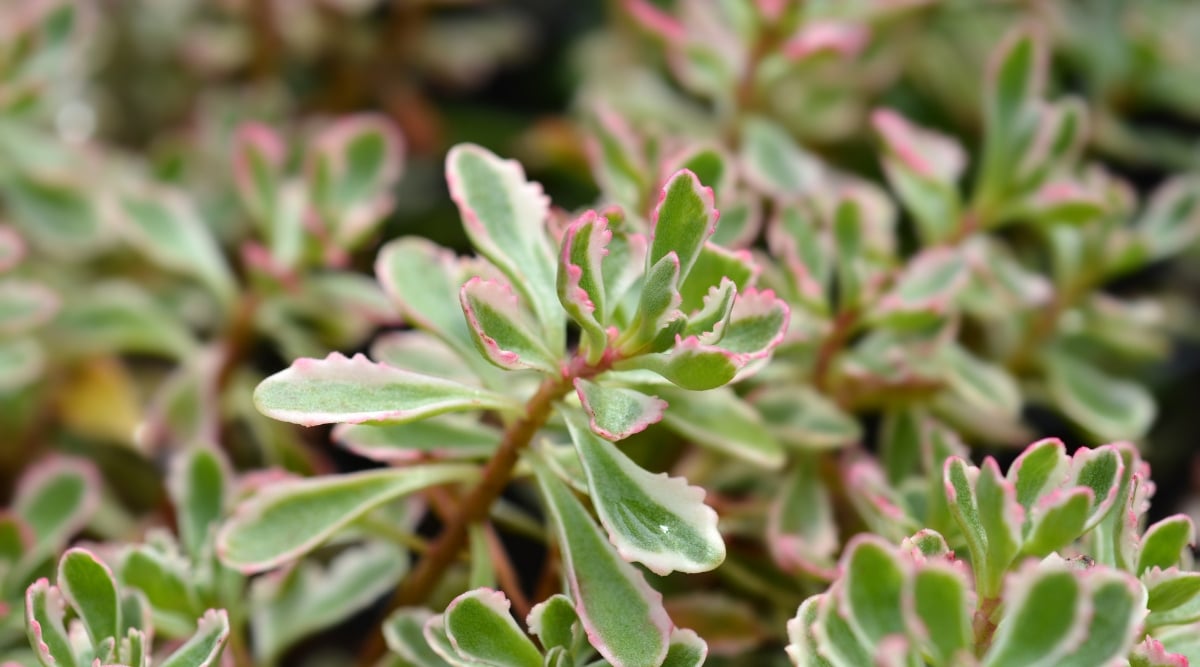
[
  {"left": 1019, "top": 487, "right": 1093, "bottom": 558},
  {"left": 661, "top": 627, "right": 707, "bottom": 667},
  {"left": 443, "top": 589, "right": 542, "bottom": 667},
  {"left": 218, "top": 464, "right": 477, "bottom": 572},
  {"left": 1138, "top": 515, "right": 1195, "bottom": 576},
  {"left": 25, "top": 578, "right": 75, "bottom": 667},
  {"left": 978, "top": 29, "right": 1047, "bottom": 205},
  {"left": 1023, "top": 180, "right": 1106, "bottom": 225},
  {"left": 783, "top": 20, "right": 868, "bottom": 61},
  {"left": 57, "top": 548, "right": 120, "bottom": 647},
  {"left": 160, "top": 608, "right": 229, "bottom": 667},
  {"left": 873, "top": 248, "right": 967, "bottom": 329},
  {"left": 1138, "top": 176, "right": 1200, "bottom": 262},
  {"left": 533, "top": 459, "right": 672, "bottom": 667},
  {"left": 768, "top": 207, "right": 833, "bottom": 311},
  {"left": 980, "top": 561, "right": 1089, "bottom": 667},
  {"left": 716, "top": 287, "right": 789, "bottom": 362},
  {"left": 1143, "top": 568, "right": 1200, "bottom": 628},
  {"left": 622, "top": 252, "right": 684, "bottom": 354},
  {"left": 677, "top": 242, "right": 758, "bottom": 315},
  {"left": 306, "top": 114, "right": 404, "bottom": 247},
  {"left": 1044, "top": 349, "right": 1156, "bottom": 442},
  {"left": 617, "top": 336, "right": 739, "bottom": 391},
  {"left": 681, "top": 278, "right": 737, "bottom": 344},
  {"left": 1006, "top": 438, "right": 1070, "bottom": 513},
  {"left": 558, "top": 211, "right": 612, "bottom": 360},
  {"left": 460, "top": 277, "right": 561, "bottom": 373},
  {"left": 1065, "top": 445, "right": 1124, "bottom": 531},
  {"left": 813, "top": 589, "right": 873, "bottom": 665},
  {"left": 906, "top": 561, "right": 974, "bottom": 665},
  {"left": 446, "top": 144, "right": 561, "bottom": 342},
  {"left": 563, "top": 408, "right": 724, "bottom": 575},
  {"left": 585, "top": 108, "right": 648, "bottom": 212},
  {"left": 784, "top": 596, "right": 826, "bottom": 667},
  {"left": 975, "top": 457, "right": 1024, "bottom": 591},
  {"left": 15, "top": 456, "right": 100, "bottom": 562},
  {"left": 382, "top": 609, "right": 453, "bottom": 667},
  {"left": 231, "top": 122, "right": 287, "bottom": 230},
  {"left": 527, "top": 594, "right": 577, "bottom": 652},
  {"left": 845, "top": 457, "right": 920, "bottom": 542},
  {"left": 649, "top": 170, "right": 719, "bottom": 283},
  {"left": 872, "top": 109, "right": 966, "bottom": 183},
  {"left": 1056, "top": 569, "right": 1146, "bottom": 667},
  {"left": 574, "top": 379, "right": 666, "bottom": 441},
  {"left": 333, "top": 416, "right": 499, "bottom": 463},
  {"left": 0, "top": 279, "right": 58, "bottom": 336},
  {"left": 839, "top": 535, "right": 908, "bottom": 645},
  {"left": 656, "top": 386, "right": 785, "bottom": 469},
  {"left": 739, "top": 117, "right": 827, "bottom": 200},
  {"left": 768, "top": 454, "right": 837, "bottom": 579},
  {"left": 253, "top": 352, "right": 518, "bottom": 427},
  {"left": 1015, "top": 97, "right": 1088, "bottom": 190},
  {"left": 369, "top": 330, "right": 479, "bottom": 385},
  {"left": 0, "top": 225, "right": 27, "bottom": 272},
  {"left": 623, "top": 0, "right": 685, "bottom": 43},
  {"left": 1129, "top": 637, "right": 1190, "bottom": 667}
]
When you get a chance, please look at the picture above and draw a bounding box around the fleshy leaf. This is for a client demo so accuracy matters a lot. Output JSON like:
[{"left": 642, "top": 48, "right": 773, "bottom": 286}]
[
  {"left": 661, "top": 628, "right": 707, "bottom": 667},
  {"left": 974, "top": 458, "right": 1023, "bottom": 594},
  {"left": 619, "top": 336, "right": 738, "bottom": 391},
  {"left": 533, "top": 459, "right": 671, "bottom": 667},
  {"left": 1129, "top": 637, "right": 1190, "bottom": 667},
  {"left": 118, "top": 193, "right": 236, "bottom": 307},
  {"left": 1007, "top": 438, "right": 1069, "bottom": 514},
  {"left": 14, "top": 457, "right": 99, "bottom": 563},
  {"left": 558, "top": 211, "right": 612, "bottom": 359},
  {"left": 120, "top": 546, "right": 197, "bottom": 638},
  {"left": 1056, "top": 571, "right": 1144, "bottom": 667},
  {"left": 168, "top": 447, "right": 229, "bottom": 561},
  {"left": 383, "top": 609, "right": 454, "bottom": 667},
  {"left": 526, "top": 594, "right": 577, "bottom": 653},
  {"left": 813, "top": 593, "right": 873, "bottom": 666},
  {"left": 873, "top": 109, "right": 965, "bottom": 243},
  {"left": 624, "top": 252, "right": 684, "bottom": 353},
  {"left": 648, "top": 169, "right": 718, "bottom": 282},
  {"left": 306, "top": 114, "right": 403, "bottom": 248},
  {"left": 981, "top": 563, "right": 1085, "bottom": 667},
  {"left": 375, "top": 238, "right": 478, "bottom": 362},
  {"left": 716, "top": 288, "right": 789, "bottom": 361},
  {"left": 739, "top": 117, "right": 825, "bottom": 200},
  {"left": 446, "top": 144, "right": 560, "bottom": 341},
  {"left": 841, "top": 536, "right": 907, "bottom": 645},
  {"left": 908, "top": 562, "right": 972, "bottom": 664},
  {"left": 253, "top": 542, "right": 408, "bottom": 663},
  {"left": 57, "top": 548, "right": 120, "bottom": 646},
  {"left": 873, "top": 248, "right": 966, "bottom": 329},
  {"left": 1044, "top": 349, "right": 1156, "bottom": 443},
  {"left": 333, "top": 417, "right": 500, "bottom": 463},
  {"left": 253, "top": 352, "right": 517, "bottom": 426},
  {"left": 757, "top": 386, "right": 862, "bottom": 451},
  {"left": 460, "top": 277, "right": 560, "bottom": 372},
  {"left": 1145, "top": 569, "right": 1200, "bottom": 627},
  {"left": 25, "top": 579, "right": 76, "bottom": 667},
  {"left": 1137, "top": 177, "right": 1200, "bottom": 262},
  {"left": 978, "top": 30, "right": 1045, "bottom": 204},
  {"left": 768, "top": 454, "right": 837, "bottom": 577},
  {"left": 1138, "top": 515, "right": 1195, "bottom": 576},
  {"left": 657, "top": 386, "right": 784, "bottom": 468},
  {"left": 159, "top": 609, "right": 229, "bottom": 667},
  {"left": 1065, "top": 445, "right": 1124, "bottom": 530},
  {"left": 939, "top": 343, "right": 1022, "bottom": 419},
  {"left": 218, "top": 464, "right": 477, "bottom": 572},
  {"left": 574, "top": 379, "right": 666, "bottom": 441},
  {"left": 443, "top": 589, "right": 541, "bottom": 667},
  {"left": 564, "top": 408, "right": 724, "bottom": 575}
]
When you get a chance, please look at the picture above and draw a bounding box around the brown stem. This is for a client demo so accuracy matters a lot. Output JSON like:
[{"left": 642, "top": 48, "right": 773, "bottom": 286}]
[
  {"left": 485, "top": 524, "right": 532, "bottom": 621},
  {"left": 358, "top": 354, "right": 611, "bottom": 664},
  {"left": 811, "top": 309, "right": 858, "bottom": 394},
  {"left": 972, "top": 595, "right": 1002, "bottom": 655}
]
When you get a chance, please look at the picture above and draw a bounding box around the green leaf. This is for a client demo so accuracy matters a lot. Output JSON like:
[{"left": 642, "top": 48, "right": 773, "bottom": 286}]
[
  {"left": 558, "top": 210, "right": 612, "bottom": 360},
  {"left": 119, "top": 546, "right": 198, "bottom": 638},
  {"left": 756, "top": 385, "right": 861, "bottom": 451},
  {"left": 908, "top": 563, "right": 972, "bottom": 664},
  {"left": 1019, "top": 487, "right": 1092, "bottom": 558},
  {"left": 564, "top": 408, "right": 724, "bottom": 575},
  {"left": 14, "top": 457, "right": 98, "bottom": 564},
  {"left": 619, "top": 337, "right": 738, "bottom": 390},
  {"left": 118, "top": 193, "right": 236, "bottom": 307},
  {"left": 842, "top": 537, "right": 906, "bottom": 645},
  {"left": 306, "top": 114, "right": 403, "bottom": 248},
  {"left": 1138, "top": 515, "right": 1195, "bottom": 576},
  {"left": 979, "top": 30, "right": 1044, "bottom": 204},
  {"left": 334, "top": 416, "right": 500, "bottom": 463},
  {"left": 574, "top": 379, "right": 666, "bottom": 441},
  {"left": 677, "top": 243, "right": 756, "bottom": 314},
  {"left": 873, "top": 248, "right": 966, "bottom": 330},
  {"left": 0, "top": 279, "right": 58, "bottom": 335},
  {"left": 657, "top": 386, "right": 784, "bottom": 468},
  {"left": 526, "top": 594, "right": 577, "bottom": 653},
  {"left": 443, "top": 589, "right": 541, "bottom": 667},
  {"left": 461, "top": 277, "right": 560, "bottom": 373},
  {"left": 768, "top": 453, "right": 837, "bottom": 577},
  {"left": 533, "top": 459, "right": 671, "bottom": 667},
  {"left": 982, "top": 564, "right": 1085, "bottom": 667},
  {"left": 447, "top": 144, "right": 561, "bottom": 342},
  {"left": 121, "top": 627, "right": 149, "bottom": 667},
  {"left": 1145, "top": 569, "right": 1200, "bottom": 627},
  {"left": 218, "top": 464, "right": 477, "bottom": 572},
  {"left": 661, "top": 628, "right": 707, "bottom": 667},
  {"left": 55, "top": 283, "right": 196, "bottom": 358},
  {"left": 648, "top": 170, "right": 718, "bottom": 282},
  {"left": 231, "top": 123, "right": 289, "bottom": 247},
  {"left": 3, "top": 175, "right": 104, "bottom": 258},
  {"left": 944, "top": 458, "right": 991, "bottom": 596},
  {"left": 168, "top": 447, "right": 229, "bottom": 561},
  {"left": 585, "top": 109, "right": 647, "bottom": 212},
  {"left": 680, "top": 277, "right": 736, "bottom": 344},
  {"left": 939, "top": 343, "right": 1022, "bottom": 419},
  {"left": 1006, "top": 438, "right": 1069, "bottom": 514},
  {"left": 159, "top": 608, "right": 229, "bottom": 667},
  {"left": 739, "top": 117, "right": 825, "bottom": 200},
  {"left": 252, "top": 542, "right": 409, "bottom": 663},
  {"left": 872, "top": 109, "right": 965, "bottom": 244},
  {"left": 375, "top": 238, "right": 478, "bottom": 363},
  {"left": 253, "top": 352, "right": 518, "bottom": 427},
  {"left": 785, "top": 597, "right": 835, "bottom": 667},
  {"left": 1137, "top": 177, "right": 1200, "bottom": 262},
  {"left": 717, "top": 288, "right": 789, "bottom": 361},
  {"left": 57, "top": 548, "right": 120, "bottom": 646},
  {"left": 974, "top": 458, "right": 1023, "bottom": 594},
  {"left": 383, "top": 609, "right": 454, "bottom": 667},
  {"left": 1066, "top": 445, "right": 1125, "bottom": 530},
  {"left": 24, "top": 579, "right": 76, "bottom": 667},
  {"left": 624, "top": 252, "right": 684, "bottom": 353},
  {"left": 1056, "top": 571, "right": 1144, "bottom": 667},
  {"left": 814, "top": 593, "right": 873, "bottom": 666},
  {"left": 1044, "top": 349, "right": 1155, "bottom": 442}
]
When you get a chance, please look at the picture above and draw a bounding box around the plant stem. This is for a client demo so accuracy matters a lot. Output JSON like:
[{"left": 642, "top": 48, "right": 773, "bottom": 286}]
[
  {"left": 358, "top": 353, "right": 610, "bottom": 664},
  {"left": 812, "top": 309, "right": 858, "bottom": 394}
]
